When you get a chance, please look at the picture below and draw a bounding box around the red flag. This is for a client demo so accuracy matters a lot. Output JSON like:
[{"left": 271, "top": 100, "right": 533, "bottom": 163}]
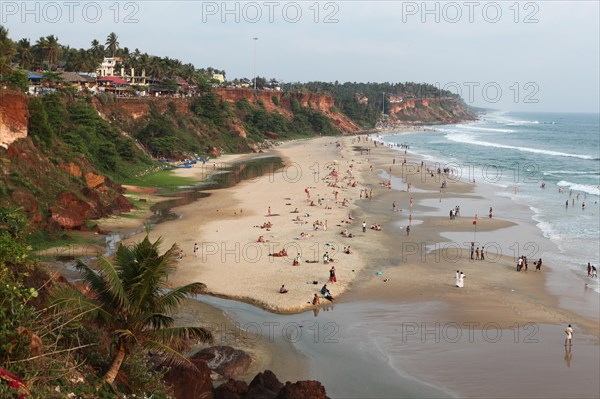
[{"left": 472, "top": 220, "right": 477, "bottom": 225}]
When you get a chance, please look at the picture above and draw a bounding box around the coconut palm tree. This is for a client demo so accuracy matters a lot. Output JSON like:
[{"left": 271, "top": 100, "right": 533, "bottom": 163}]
[
  {"left": 105, "top": 32, "right": 119, "bottom": 58},
  {"left": 16, "top": 38, "right": 33, "bottom": 70},
  {"left": 50, "top": 235, "right": 211, "bottom": 387},
  {"left": 44, "top": 35, "right": 60, "bottom": 70},
  {"left": 0, "top": 26, "right": 15, "bottom": 78}
]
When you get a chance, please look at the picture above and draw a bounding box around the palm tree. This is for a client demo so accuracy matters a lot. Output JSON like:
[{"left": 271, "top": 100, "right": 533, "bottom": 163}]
[
  {"left": 16, "top": 38, "right": 33, "bottom": 70},
  {"left": 89, "top": 39, "right": 105, "bottom": 69},
  {"left": 0, "top": 26, "right": 15, "bottom": 77},
  {"left": 44, "top": 35, "right": 60, "bottom": 70},
  {"left": 105, "top": 32, "right": 119, "bottom": 58},
  {"left": 50, "top": 235, "right": 211, "bottom": 387}
]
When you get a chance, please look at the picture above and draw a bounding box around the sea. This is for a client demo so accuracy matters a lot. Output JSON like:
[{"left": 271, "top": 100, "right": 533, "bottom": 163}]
[{"left": 380, "top": 111, "right": 600, "bottom": 294}]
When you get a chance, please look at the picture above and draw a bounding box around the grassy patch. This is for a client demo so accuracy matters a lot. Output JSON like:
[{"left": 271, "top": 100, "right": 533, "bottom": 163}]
[
  {"left": 27, "top": 229, "right": 103, "bottom": 254},
  {"left": 122, "top": 169, "right": 197, "bottom": 188}
]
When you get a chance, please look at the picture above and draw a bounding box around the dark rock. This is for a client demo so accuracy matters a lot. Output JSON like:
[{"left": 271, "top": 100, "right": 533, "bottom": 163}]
[
  {"left": 245, "top": 370, "right": 283, "bottom": 399},
  {"left": 275, "top": 381, "right": 329, "bottom": 399},
  {"left": 214, "top": 378, "right": 249, "bottom": 399},
  {"left": 193, "top": 346, "right": 252, "bottom": 378},
  {"left": 164, "top": 358, "right": 213, "bottom": 399}
]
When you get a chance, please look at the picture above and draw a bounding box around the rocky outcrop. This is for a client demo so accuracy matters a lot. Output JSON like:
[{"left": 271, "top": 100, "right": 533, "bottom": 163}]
[
  {"left": 164, "top": 359, "right": 214, "bottom": 399},
  {"left": 193, "top": 346, "right": 253, "bottom": 379},
  {"left": 49, "top": 192, "right": 92, "bottom": 229},
  {"left": 0, "top": 90, "right": 28, "bottom": 148},
  {"left": 246, "top": 370, "right": 284, "bottom": 399},
  {"left": 276, "top": 381, "right": 329, "bottom": 399},
  {"left": 84, "top": 172, "right": 105, "bottom": 189},
  {"left": 212, "top": 370, "right": 329, "bottom": 399},
  {"left": 60, "top": 162, "right": 83, "bottom": 177},
  {"left": 1, "top": 138, "right": 133, "bottom": 231},
  {"left": 213, "top": 379, "right": 249, "bottom": 399}
]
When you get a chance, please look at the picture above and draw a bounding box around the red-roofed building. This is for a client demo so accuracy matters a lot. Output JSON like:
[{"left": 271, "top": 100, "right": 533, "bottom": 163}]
[{"left": 97, "top": 76, "right": 130, "bottom": 94}]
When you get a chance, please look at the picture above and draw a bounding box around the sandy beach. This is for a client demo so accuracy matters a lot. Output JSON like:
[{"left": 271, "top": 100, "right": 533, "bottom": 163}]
[{"left": 117, "top": 134, "right": 599, "bottom": 397}]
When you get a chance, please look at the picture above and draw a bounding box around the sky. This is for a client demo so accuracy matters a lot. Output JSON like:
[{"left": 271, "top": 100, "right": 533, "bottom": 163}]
[{"left": 2, "top": 0, "right": 599, "bottom": 113}]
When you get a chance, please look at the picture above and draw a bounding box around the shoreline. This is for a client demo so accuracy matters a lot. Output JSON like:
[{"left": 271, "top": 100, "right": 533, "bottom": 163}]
[
  {"left": 110, "top": 132, "right": 599, "bottom": 329},
  {"left": 58, "top": 130, "right": 599, "bottom": 397}
]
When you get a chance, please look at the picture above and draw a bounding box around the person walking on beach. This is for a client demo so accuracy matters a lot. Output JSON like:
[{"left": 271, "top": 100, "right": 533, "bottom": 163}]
[
  {"left": 489, "top": 207, "right": 493, "bottom": 219},
  {"left": 470, "top": 242, "right": 475, "bottom": 260},
  {"left": 587, "top": 262, "right": 592, "bottom": 277},
  {"left": 362, "top": 221, "right": 367, "bottom": 233},
  {"left": 475, "top": 247, "right": 480, "bottom": 260},
  {"left": 193, "top": 243, "right": 199, "bottom": 257},
  {"left": 329, "top": 266, "right": 337, "bottom": 283},
  {"left": 458, "top": 272, "right": 465, "bottom": 288},
  {"left": 592, "top": 266, "right": 598, "bottom": 278},
  {"left": 535, "top": 258, "right": 542, "bottom": 271},
  {"left": 268, "top": 206, "right": 271, "bottom": 216},
  {"left": 565, "top": 324, "right": 573, "bottom": 346},
  {"left": 406, "top": 225, "right": 410, "bottom": 236},
  {"left": 480, "top": 247, "right": 485, "bottom": 260},
  {"left": 455, "top": 270, "right": 460, "bottom": 287},
  {"left": 393, "top": 201, "right": 397, "bottom": 212}
]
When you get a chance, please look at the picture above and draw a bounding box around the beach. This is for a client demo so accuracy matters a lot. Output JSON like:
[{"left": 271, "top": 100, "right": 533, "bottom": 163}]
[{"left": 118, "top": 132, "right": 599, "bottom": 397}]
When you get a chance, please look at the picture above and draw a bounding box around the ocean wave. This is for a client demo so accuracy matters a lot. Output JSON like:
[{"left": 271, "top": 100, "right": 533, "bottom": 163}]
[
  {"left": 556, "top": 180, "right": 600, "bottom": 196},
  {"left": 446, "top": 133, "right": 597, "bottom": 160},
  {"left": 456, "top": 124, "right": 516, "bottom": 134},
  {"left": 506, "top": 120, "right": 540, "bottom": 126},
  {"left": 543, "top": 170, "right": 600, "bottom": 176}
]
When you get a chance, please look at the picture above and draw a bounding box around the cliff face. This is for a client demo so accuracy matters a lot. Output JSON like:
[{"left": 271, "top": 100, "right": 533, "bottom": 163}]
[
  {"left": 387, "top": 97, "right": 476, "bottom": 124},
  {"left": 215, "top": 88, "right": 362, "bottom": 133},
  {"left": 92, "top": 96, "right": 191, "bottom": 120},
  {"left": 2, "top": 139, "right": 132, "bottom": 231},
  {"left": 0, "top": 90, "right": 28, "bottom": 148}
]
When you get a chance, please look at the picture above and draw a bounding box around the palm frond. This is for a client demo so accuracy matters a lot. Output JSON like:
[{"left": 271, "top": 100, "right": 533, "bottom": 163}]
[
  {"left": 155, "top": 283, "right": 206, "bottom": 315},
  {"left": 49, "top": 286, "right": 113, "bottom": 323},
  {"left": 130, "top": 239, "right": 178, "bottom": 311},
  {"left": 95, "top": 255, "right": 127, "bottom": 309},
  {"left": 142, "top": 339, "right": 198, "bottom": 370},
  {"left": 130, "top": 312, "right": 174, "bottom": 331},
  {"left": 147, "top": 326, "right": 212, "bottom": 349},
  {"left": 74, "top": 258, "right": 122, "bottom": 314}
]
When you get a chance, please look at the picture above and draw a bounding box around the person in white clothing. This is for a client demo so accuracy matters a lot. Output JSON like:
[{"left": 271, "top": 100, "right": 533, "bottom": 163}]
[
  {"left": 565, "top": 324, "right": 573, "bottom": 346},
  {"left": 455, "top": 270, "right": 460, "bottom": 287},
  {"left": 458, "top": 272, "right": 465, "bottom": 288}
]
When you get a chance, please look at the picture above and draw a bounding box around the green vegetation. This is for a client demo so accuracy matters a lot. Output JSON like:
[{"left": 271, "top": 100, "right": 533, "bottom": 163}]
[
  {"left": 281, "top": 81, "right": 462, "bottom": 127},
  {"left": 237, "top": 96, "right": 339, "bottom": 141},
  {"left": 123, "top": 170, "right": 196, "bottom": 188},
  {"left": 50, "top": 234, "right": 211, "bottom": 386},
  {"left": 1, "top": 207, "right": 208, "bottom": 397}
]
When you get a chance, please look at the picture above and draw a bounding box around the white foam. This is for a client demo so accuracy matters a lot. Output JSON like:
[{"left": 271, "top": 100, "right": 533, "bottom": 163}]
[
  {"left": 446, "top": 133, "right": 596, "bottom": 160},
  {"left": 456, "top": 124, "right": 516, "bottom": 134},
  {"left": 556, "top": 180, "right": 600, "bottom": 196},
  {"left": 544, "top": 170, "right": 600, "bottom": 176},
  {"left": 506, "top": 120, "right": 540, "bottom": 126}
]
